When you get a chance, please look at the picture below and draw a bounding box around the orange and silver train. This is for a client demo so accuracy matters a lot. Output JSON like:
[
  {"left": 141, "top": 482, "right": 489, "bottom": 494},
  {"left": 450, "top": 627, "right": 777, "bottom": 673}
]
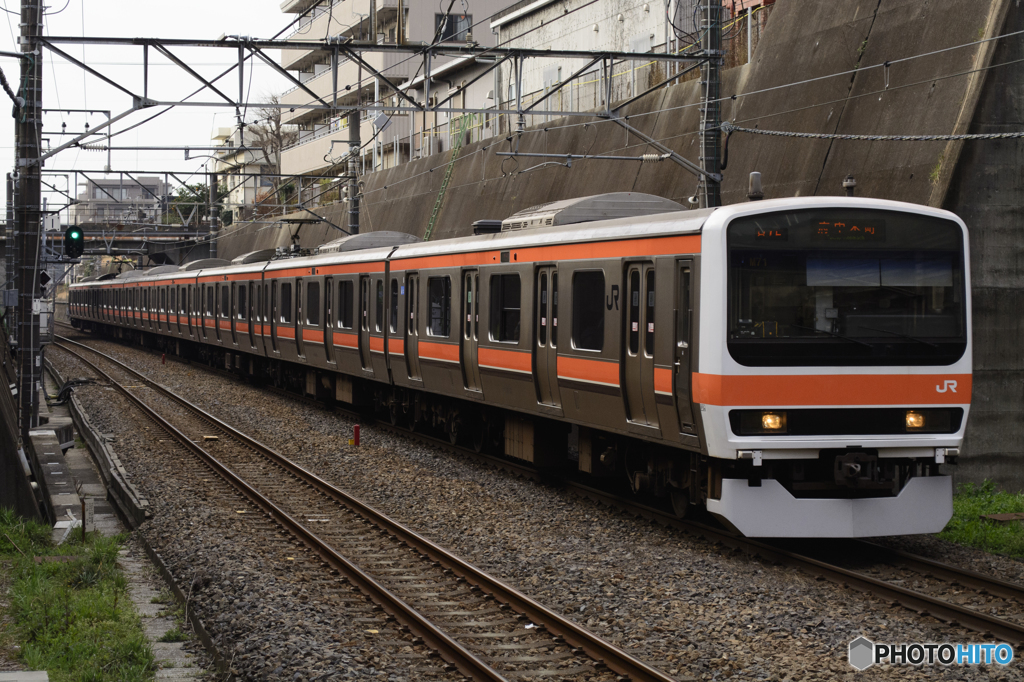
[{"left": 69, "top": 193, "right": 971, "bottom": 537}]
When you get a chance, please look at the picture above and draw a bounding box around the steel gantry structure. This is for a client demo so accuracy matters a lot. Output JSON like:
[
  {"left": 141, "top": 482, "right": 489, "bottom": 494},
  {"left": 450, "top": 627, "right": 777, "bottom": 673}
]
[{"left": 7, "top": 0, "right": 727, "bottom": 437}]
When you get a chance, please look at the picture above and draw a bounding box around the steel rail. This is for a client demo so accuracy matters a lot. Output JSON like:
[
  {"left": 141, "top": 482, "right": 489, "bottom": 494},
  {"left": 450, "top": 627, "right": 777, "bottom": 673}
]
[
  {"left": 567, "top": 483, "right": 1024, "bottom": 644},
  {"left": 54, "top": 341, "right": 508, "bottom": 682},
  {"left": 54, "top": 335, "right": 685, "bottom": 682},
  {"left": 852, "top": 540, "right": 1024, "bottom": 604}
]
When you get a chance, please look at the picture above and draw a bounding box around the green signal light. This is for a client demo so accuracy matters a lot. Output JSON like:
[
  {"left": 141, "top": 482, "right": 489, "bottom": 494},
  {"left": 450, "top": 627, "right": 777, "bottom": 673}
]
[{"left": 69, "top": 231, "right": 80, "bottom": 239}]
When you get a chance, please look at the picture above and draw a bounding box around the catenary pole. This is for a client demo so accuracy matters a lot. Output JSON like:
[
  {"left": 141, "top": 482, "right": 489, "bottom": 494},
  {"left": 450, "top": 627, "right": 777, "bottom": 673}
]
[
  {"left": 699, "top": 0, "right": 723, "bottom": 208},
  {"left": 15, "top": 0, "right": 43, "bottom": 436}
]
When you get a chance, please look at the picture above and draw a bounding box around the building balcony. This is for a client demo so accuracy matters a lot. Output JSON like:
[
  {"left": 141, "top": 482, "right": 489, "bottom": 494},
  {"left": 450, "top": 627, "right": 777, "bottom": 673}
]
[
  {"left": 280, "top": 50, "right": 410, "bottom": 126},
  {"left": 280, "top": 0, "right": 399, "bottom": 72},
  {"left": 281, "top": 113, "right": 411, "bottom": 177}
]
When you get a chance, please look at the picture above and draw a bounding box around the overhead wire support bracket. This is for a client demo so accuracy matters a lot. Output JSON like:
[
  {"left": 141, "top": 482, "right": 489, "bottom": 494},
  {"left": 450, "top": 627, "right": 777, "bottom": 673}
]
[{"left": 495, "top": 151, "right": 671, "bottom": 165}]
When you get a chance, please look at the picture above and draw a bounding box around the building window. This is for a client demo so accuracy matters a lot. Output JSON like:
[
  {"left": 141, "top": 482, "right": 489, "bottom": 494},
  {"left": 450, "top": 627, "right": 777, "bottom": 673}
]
[
  {"left": 489, "top": 274, "right": 521, "bottom": 343},
  {"left": 573, "top": 271, "right": 604, "bottom": 351},
  {"left": 427, "top": 276, "right": 450, "bottom": 336},
  {"left": 435, "top": 13, "right": 471, "bottom": 42}
]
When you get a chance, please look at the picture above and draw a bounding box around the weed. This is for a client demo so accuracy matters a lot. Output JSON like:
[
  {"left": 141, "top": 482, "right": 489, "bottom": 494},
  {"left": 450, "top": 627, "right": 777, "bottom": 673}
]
[
  {"left": 939, "top": 481, "right": 1024, "bottom": 558},
  {"left": 158, "top": 627, "right": 189, "bottom": 643},
  {"left": 0, "top": 507, "right": 154, "bottom": 681}
]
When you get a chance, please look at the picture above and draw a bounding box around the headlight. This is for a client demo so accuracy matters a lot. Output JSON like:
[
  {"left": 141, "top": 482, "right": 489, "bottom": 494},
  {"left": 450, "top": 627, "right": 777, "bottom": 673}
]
[
  {"left": 736, "top": 410, "right": 788, "bottom": 435},
  {"left": 906, "top": 411, "right": 925, "bottom": 430}
]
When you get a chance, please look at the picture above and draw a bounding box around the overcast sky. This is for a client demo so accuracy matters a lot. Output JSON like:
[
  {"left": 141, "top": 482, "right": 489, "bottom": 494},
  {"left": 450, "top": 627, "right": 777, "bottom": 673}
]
[{"left": 0, "top": 0, "right": 294, "bottom": 217}]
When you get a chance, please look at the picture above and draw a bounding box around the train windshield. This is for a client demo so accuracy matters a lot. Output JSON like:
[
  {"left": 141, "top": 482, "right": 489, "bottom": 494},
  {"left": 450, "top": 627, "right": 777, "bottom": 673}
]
[{"left": 727, "top": 208, "right": 967, "bottom": 367}]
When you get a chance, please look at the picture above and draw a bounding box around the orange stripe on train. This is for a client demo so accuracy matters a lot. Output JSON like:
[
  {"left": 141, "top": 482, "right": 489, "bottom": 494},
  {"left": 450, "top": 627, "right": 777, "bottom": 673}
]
[
  {"left": 692, "top": 373, "right": 973, "bottom": 407},
  {"left": 654, "top": 367, "right": 673, "bottom": 394},
  {"left": 557, "top": 356, "right": 619, "bottom": 387},
  {"left": 478, "top": 347, "right": 531, "bottom": 373},
  {"left": 419, "top": 341, "right": 459, "bottom": 363}
]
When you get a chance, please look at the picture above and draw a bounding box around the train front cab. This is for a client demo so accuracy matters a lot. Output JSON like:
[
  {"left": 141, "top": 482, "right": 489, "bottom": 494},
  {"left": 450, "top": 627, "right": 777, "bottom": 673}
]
[{"left": 697, "top": 198, "right": 971, "bottom": 538}]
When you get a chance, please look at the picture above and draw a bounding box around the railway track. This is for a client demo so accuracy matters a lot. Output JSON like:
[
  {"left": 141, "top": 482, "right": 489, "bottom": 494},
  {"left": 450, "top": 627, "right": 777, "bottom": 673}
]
[
  {"left": 54, "top": 326, "right": 1024, "bottom": 645},
  {"left": 52, "top": 335, "right": 685, "bottom": 682},
  {"left": 569, "top": 484, "right": 1024, "bottom": 645}
]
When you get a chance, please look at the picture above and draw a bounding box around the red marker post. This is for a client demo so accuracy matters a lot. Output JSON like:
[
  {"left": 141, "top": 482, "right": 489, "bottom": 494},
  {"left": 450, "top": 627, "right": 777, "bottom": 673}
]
[
  {"left": 353, "top": 424, "right": 360, "bottom": 447},
  {"left": 161, "top": 353, "right": 166, "bottom": 365}
]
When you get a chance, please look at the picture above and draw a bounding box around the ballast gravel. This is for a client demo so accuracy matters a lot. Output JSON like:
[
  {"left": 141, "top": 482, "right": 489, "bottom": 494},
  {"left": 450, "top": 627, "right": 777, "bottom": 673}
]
[{"left": 51, "top": 335, "right": 1024, "bottom": 681}]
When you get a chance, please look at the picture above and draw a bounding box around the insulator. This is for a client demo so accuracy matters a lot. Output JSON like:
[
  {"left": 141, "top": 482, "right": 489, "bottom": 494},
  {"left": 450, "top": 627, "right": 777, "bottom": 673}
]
[
  {"left": 82, "top": 144, "right": 107, "bottom": 152},
  {"left": 640, "top": 153, "right": 664, "bottom": 164}
]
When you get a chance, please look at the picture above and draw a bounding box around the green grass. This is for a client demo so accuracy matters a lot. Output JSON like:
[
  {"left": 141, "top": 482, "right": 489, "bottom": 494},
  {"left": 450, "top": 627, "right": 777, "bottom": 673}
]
[
  {"left": 939, "top": 481, "right": 1024, "bottom": 558},
  {"left": 157, "top": 627, "right": 188, "bottom": 643},
  {"left": 0, "top": 507, "right": 154, "bottom": 682}
]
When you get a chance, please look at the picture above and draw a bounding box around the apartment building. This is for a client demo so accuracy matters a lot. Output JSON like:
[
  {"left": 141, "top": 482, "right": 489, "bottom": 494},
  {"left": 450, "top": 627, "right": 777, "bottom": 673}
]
[
  {"left": 70, "top": 176, "right": 171, "bottom": 228},
  {"left": 212, "top": 126, "right": 279, "bottom": 223},
  {"left": 275, "top": 0, "right": 772, "bottom": 205},
  {"left": 490, "top": 0, "right": 774, "bottom": 129},
  {"left": 277, "top": 0, "right": 518, "bottom": 183}
]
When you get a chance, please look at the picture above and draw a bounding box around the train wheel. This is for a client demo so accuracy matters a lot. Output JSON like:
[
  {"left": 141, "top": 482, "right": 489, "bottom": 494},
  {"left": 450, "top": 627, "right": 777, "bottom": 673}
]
[
  {"left": 389, "top": 401, "right": 402, "bottom": 427},
  {"left": 448, "top": 413, "right": 461, "bottom": 445},
  {"left": 470, "top": 421, "right": 487, "bottom": 453},
  {"left": 671, "top": 488, "right": 690, "bottom": 518}
]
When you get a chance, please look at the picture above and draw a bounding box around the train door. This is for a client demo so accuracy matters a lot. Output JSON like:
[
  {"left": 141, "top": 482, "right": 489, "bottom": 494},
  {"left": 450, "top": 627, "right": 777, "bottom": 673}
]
[
  {"left": 461, "top": 269, "right": 481, "bottom": 392},
  {"left": 358, "top": 275, "right": 372, "bottom": 372},
  {"left": 270, "top": 281, "right": 278, "bottom": 353},
  {"left": 230, "top": 283, "right": 238, "bottom": 346},
  {"left": 623, "top": 262, "right": 659, "bottom": 427},
  {"left": 405, "top": 273, "right": 421, "bottom": 380},
  {"left": 295, "top": 279, "right": 305, "bottom": 358},
  {"left": 247, "top": 282, "right": 256, "bottom": 349},
  {"left": 675, "top": 260, "right": 697, "bottom": 434},
  {"left": 387, "top": 276, "right": 399, "bottom": 375},
  {"left": 534, "top": 266, "right": 559, "bottom": 407},
  {"left": 324, "top": 277, "right": 335, "bottom": 364}
]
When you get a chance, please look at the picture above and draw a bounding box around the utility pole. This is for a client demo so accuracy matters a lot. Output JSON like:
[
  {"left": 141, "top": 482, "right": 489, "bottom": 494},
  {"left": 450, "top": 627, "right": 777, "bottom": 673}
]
[
  {"left": 347, "top": 113, "right": 360, "bottom": 234},
  {"left": 699, "top": 0, "right": 723, "bottom": 208},
  {"left": 14, "top": 0, "right": 43, "bottom": 436},
  {"left": 208, "top": 171, "right": 219, "bottom": 259}
]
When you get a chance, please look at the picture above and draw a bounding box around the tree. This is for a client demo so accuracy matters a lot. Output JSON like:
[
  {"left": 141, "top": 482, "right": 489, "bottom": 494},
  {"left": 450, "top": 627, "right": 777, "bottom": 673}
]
[
  {"left": 246, "top": 94, "right": 298, "bottom": 195},
  {"left": 165, "top": 183, "right": 229, "bottom": 226}
]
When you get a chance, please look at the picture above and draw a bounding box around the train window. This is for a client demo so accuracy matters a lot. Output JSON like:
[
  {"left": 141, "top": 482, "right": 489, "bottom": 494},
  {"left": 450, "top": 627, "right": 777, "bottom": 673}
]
[
  {"left": 280, "top": 283, "right": 292, "bottom": 323},
  {"left": 628, "top": 270, "right": 641, "bottom": 354},
  {"left": 727, "top": 209, "right": 968, "bottom": 366},
  {"left": 645, "top": 271, "right": 656, "bottom": 356},
  {"left": 169, "top": 289, "right": 175, "bottom": 314},
  {"left": 427, "top": 276, "right": 451, "bottom": 337},
  {"left": 551, "top": 274, "right": 558, "bottom": 347},
  {"left": 339, "top": 280, "right": 354, "bottom": 329},
  {"left": 221, "top": 286, "right": 230, "bottom": 317},
  {"left": 389, "top": 279, "right": 399, "bottom": 333},
  {"left": 306, "top": 282, "right": 320, "bottom": 325},
  {"left": 489, "top": 274, "right": 521, "bottom": 343},
  {"left": 538, "top": 274, "right": 547, "bottom": 345},
  {"left": 238, "top": 285, "right": 247, "bottom": 320},
  {"left": 572, "top": 271, "right": 605, "bottom": 351},
  {"left": 206, "top": 286, "right": 214, "bottom": 316},
  {"left": 375, "top": 280, "right": 384, "bottom": 333},
  {"left": 255, "top": 285, "right": 261, "bottom": 321}
]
